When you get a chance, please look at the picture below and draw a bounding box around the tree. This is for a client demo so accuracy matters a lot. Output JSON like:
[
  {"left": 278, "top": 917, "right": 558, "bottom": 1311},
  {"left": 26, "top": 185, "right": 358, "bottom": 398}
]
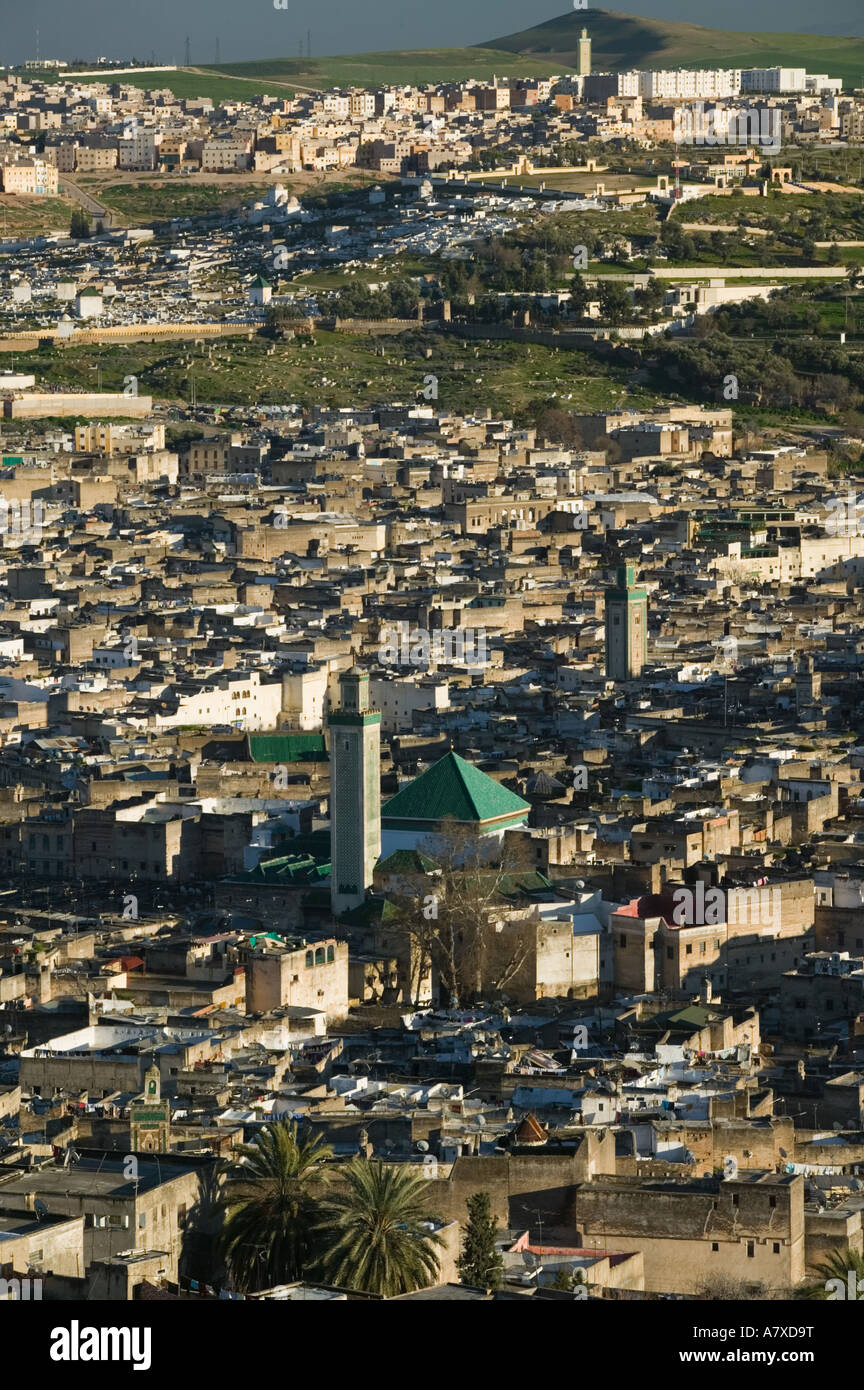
[
  {"left": 598, "top": 280, "right": 633, "bottom": 326},
  {"left": 314, "top": 1159, "right": 443, "bottom": 1296},
  {"left": 217, "top": 1120, "right": 332, "bottom": 1291},
  {"left": 795, "top": 1248, "right": 864, "bottom": 1300},
  {"left": 568, "top": 272, "right": 590, "bottom": 316},
  {"left": 389, "top": 817, "right": 536, "bottom": 1006},
  {"left": 457, "top": 1191, "right": 503, "bottom": 1289},
  {"left": 69, "top": 208, "right": 90, "bottom": 239}
]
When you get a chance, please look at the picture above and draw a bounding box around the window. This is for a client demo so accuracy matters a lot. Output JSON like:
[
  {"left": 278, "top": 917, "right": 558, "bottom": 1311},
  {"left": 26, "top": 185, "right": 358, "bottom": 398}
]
[
  {"left": 773, "top": 1242, "right": 780, "bottom": 1254},
  {"left": 138, "top": 1213, "right": 147, "bottom": 1229},
  {"left": 685, "top": 944, "right": 692, "bottom": 955},
  {"left": 711, "top": 1242, "right": 719, "bottom": 1252},
  {"left": 666, "top": 947, "right": 673, "bottom": 960},
  {"left": 315, "top": 947, "right": 325, "bottom": 966},
  {"left": 619, "top": 934, "right": 627, "bottom": 948},
  {"left": 305, "top": 951, "right": 313, "bottom": 967},
  {"left": 327, "top": 945, "right": 334, "bottom": 963},
  {"left": 769, "top": 1196, "right": 776, "bottom": 1208},
  {"left": 747, "top": 1242, "right": 754, "bottom": 1258}
]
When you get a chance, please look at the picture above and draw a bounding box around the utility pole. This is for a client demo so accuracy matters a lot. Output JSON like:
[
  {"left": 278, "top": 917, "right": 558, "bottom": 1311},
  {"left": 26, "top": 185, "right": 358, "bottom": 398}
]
[{"left": 184, "top": 35, "right": 191, "bottom": 67}]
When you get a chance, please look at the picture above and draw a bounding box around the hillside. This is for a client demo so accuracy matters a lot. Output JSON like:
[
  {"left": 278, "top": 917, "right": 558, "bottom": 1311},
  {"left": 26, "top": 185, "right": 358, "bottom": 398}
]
[{"left": 483, "top": 8, "right": 864, "bottom": 88}]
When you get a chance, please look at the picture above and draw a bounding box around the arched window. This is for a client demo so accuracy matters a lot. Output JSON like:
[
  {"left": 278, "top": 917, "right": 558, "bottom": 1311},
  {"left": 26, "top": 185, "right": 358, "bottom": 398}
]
[
  {"left": 326, "top": 945, "right": 334, "bottom": 963},
  {"left": 315, "top": 947, "right": 325, "bottom": 966},
  {"left": 305, "top": 950, "right": 313, "bottom": 967}
]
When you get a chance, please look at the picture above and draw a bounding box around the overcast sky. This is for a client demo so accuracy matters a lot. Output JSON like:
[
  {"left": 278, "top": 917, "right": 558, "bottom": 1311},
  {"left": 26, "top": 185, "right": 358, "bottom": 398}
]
[{"left": 5, "top": 0, "right": 862, "bottom": 67}]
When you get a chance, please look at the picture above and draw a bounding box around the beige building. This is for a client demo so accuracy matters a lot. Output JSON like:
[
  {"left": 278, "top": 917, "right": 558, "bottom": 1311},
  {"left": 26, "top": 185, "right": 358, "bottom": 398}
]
[
  {"left": 245, "top": 937, "right": 349, "bottom": 1021},
  {"left": 1, "top": 159, "right": 59, "bottom": 195}
]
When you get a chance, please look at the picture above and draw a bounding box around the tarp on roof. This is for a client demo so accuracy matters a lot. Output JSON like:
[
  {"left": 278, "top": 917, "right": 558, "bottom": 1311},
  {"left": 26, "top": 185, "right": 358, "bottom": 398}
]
[{"left": 247, "top": 734, "right": 327, "bottom": 764}]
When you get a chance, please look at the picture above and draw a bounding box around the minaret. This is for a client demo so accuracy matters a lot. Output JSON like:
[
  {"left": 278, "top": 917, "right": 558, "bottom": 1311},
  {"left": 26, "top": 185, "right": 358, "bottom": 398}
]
[
  {"left": 328, "top": 667, "right": 381, "bottom": 915},
  {"left": 795, "top": 654, "right": 821, "bottom": 717},
  {"left": 578, "top": 27, "right": 592, "bottom": 78},
  {"left": 604, "top": 563, "right": 647, "bottom": 681}
]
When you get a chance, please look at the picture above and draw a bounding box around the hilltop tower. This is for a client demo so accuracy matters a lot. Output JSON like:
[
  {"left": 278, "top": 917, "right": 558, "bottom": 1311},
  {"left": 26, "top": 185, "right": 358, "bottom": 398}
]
[
  {"left": 604, "top": 563, "right": 647, "bottom": 682},
  {"left": 328, "top": 667, "right": 381, "bottom": 915},
  {"left": 578, "top": 27, "right": 592, "bottom": 77}
]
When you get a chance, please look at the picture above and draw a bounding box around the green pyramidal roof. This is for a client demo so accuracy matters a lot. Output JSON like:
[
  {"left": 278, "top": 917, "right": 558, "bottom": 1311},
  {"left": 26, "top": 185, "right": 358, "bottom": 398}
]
[{"left": 382, "top": 752, "right": 530, "bottom": 828}]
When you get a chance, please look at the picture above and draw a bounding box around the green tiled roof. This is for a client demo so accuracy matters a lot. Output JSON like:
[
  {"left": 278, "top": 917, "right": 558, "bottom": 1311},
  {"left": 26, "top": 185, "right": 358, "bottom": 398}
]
[
  {"left": 231, "top": 853, "right": 330, "bottom": 884},
  {"left": 375, "top": 849, "right": 438, "bottom": 874},
  {"left": 382, "top": 752, "right": 530, "bottom": 827},
  {"left": 247, "top": 734, "right": 327, "bottom": 764}
]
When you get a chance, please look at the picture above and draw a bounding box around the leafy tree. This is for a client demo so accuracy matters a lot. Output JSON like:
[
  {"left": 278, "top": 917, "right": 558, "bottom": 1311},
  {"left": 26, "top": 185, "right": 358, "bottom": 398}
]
[
  {"left": 314, "top": 1159, "right": 443, "bottom": 1296},
  {"left": 217, "top": 1120, "right": 332, "bottom": 1291},
  {"left": 569, "top": 272, "right": 590, "bottom": 316},
  {"left": 457, "top": 1191, "right": 503, "bottom": 1289},
  {"left": 69, "top": 208, "right": 91, "bottom": 239},
  {"left": 795, "top": 1248, "right": 864, "bottom": 1300},
  {"left": 598, "top": 280, "right": 633, "bottom": 325}
]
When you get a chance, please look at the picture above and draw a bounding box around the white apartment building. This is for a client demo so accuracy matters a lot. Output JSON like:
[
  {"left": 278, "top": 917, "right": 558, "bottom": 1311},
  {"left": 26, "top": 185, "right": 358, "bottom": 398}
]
[
  {"left": 322, "top": 93, "right": 351, "bottom": 118},
  {"left": 369, "top": 674, "right": 451, "bottom": 734},
  {"left": 635, "top": 69, "right": 742, "bottom": 100},
  {"left": 741, "top": 67, "right": 807, "bottom": 93},
  {"left": 154, "top": 670, "right": 284, "bottom": 731},
  {"left": 118, "top": 129, "right": 162, "bottom": 170}
]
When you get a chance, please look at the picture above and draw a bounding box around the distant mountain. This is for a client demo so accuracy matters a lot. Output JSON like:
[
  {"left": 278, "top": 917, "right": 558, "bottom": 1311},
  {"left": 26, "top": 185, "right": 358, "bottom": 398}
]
[{"left": 481, "top": 8, "right": 864, "bottom": 86}]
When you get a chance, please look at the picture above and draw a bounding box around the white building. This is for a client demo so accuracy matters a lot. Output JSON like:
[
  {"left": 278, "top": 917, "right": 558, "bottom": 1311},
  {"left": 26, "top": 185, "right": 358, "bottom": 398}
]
[
  {"left": 637, "top": 69, "right": 741, "bottom": 100},
  {"left": 741, "top": 67, "right": 807, "bottom": 93}
]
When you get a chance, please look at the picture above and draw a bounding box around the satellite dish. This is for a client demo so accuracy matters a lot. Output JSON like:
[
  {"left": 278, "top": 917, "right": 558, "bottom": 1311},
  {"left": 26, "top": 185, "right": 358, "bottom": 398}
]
[
  {"left": 722, "top": 1154, "right": 738, "bottom": 1180},
  {"left": 416, "top": 1140, "right": 429, "bottom": 1153},
  {"left": 779, "top": 1148, "right": 787, "bottom": 1159},
  {"left": 34, "top": 1199, "right": 48, "bottom": 1221}
]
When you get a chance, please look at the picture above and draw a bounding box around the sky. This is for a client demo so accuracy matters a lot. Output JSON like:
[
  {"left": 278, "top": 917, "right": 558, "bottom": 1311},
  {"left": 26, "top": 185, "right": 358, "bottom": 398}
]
[{"left": 5, "top": 0, "right": 863, "bottom": 67}]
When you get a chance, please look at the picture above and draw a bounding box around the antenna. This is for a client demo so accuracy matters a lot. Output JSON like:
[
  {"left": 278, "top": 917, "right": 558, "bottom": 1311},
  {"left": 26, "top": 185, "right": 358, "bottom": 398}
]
[
  {"left": 184, "top": 35, "right": 191, "bottom": 67},
  {"left": 307, "top": 30, "right": 312, "bottom": 59}
]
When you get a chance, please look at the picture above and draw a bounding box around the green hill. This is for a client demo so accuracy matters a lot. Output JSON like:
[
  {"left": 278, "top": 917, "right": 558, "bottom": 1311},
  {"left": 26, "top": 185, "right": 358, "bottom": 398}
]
[{"left": 483, "top": 8, "right": 864, "bottom": 89}]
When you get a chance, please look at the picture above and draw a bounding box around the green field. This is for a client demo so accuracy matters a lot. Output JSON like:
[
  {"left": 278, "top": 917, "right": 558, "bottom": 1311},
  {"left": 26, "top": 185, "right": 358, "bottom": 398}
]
[
  {"left": 208, "top": 48, "right": 575, "bottom": 90},
  {"left": 487, "top": 8, "right": 864, "bottom": 91},
  {"left": 0, "top": 194, "right": 76, "bottom": 239},
  {"left": 97, "top": 49, "right": 576, "bottom": 103},
  {"left": 94, "top": 180, "right": 275, "bottom": 224},
  {"left": 0, "top": 330, "right": 654, "bottom": 417}
]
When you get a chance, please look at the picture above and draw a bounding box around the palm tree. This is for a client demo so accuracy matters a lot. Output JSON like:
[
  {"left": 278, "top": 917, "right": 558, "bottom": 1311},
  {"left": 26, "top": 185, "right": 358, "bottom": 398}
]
[
  {"left": 314, "top": 1159, "right": 443, "bottom": 1296},
  {"left": 795, "top": 1247, "right": 864, "bottom": 1300},
  {"left": 217, "top": 1120, "right": 332, "bottom": 1292}
]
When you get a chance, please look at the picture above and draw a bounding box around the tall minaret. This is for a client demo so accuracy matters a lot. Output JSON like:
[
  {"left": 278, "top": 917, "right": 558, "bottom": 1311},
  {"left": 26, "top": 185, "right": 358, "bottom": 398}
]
[
  {"left": 328, "top": 667, "right": 381, "bottom": 916},
  {"left": 578, "top": 27, "right": 592, "bottom": 78},
  {"left": 604, "top": 562, "right": 647, "bottom": 681}
]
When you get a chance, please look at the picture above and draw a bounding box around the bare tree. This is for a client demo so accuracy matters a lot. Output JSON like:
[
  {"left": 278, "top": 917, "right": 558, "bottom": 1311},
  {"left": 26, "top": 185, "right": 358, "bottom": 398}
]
[{"left": 389, "top": 818, "right": 536, "bottom": 1007}]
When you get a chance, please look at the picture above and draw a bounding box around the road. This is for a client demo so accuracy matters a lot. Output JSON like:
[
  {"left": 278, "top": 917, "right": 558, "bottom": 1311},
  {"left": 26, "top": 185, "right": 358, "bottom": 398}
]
[{"left": 59, "top": 178, "right": 114, "bottom": 230}]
